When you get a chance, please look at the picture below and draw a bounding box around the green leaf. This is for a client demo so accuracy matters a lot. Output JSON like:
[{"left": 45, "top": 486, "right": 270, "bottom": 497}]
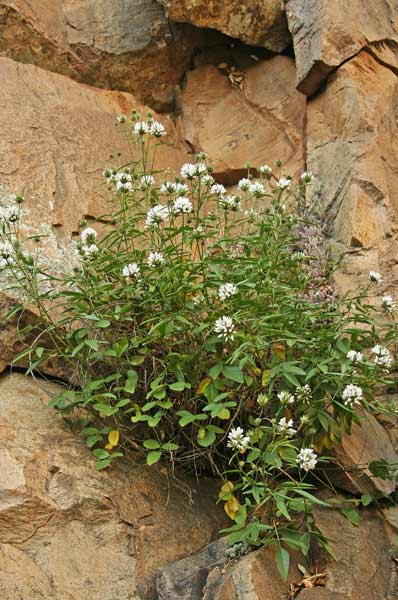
[
  {"left": 162, "top": 442, "right": 179, "bottom": 451},
  {"left": 222, "top": 366, "right": 244, "bottom": 383},
  {"left": 361, "top": 494, "right": 372, "bottom": 507},
  {"left": 276, "top": 546, "right": 290, "bottom": 581},
  {"left": 197, "top": 429, "right": 216, "bottom": 447},
  {"left": 169, "top": 381, "right": 189, "bottom": 391},
  {"left": 96, "top": 458, "right": 111, "bottom": 470},
  {"left": 341, "top": 508, "right": 360, "bottom": 526},
  {"left": 124, "top": 370, "right": 138, "bottom": 394},
  {"left": 147, "top": 450, "right": 162, "bottom": 465},
  {"left": 93, "top": 448, "right": 109, "bottom": 460},
  {"left": 143, "top": 439, "right": 160, "bottom": 450}
]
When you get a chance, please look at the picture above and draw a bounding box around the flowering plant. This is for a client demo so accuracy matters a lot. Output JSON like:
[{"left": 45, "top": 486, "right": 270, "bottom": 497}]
[{"left": 2, "top": 109, "right": 397, "bottom": 580}]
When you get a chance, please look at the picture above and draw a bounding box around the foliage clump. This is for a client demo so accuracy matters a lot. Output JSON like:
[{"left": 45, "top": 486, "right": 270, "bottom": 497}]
[{"left": 1, "top": 109, "right": 397, "bottom": 579}]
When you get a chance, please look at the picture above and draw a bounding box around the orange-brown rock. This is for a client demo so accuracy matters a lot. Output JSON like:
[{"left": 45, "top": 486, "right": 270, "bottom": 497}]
[
  {"left": 0, "top": 0, "right": 207, "bottom": 109},
  {"left": 286, "top": 0, "right": 398, "bottom": 96},
  {"left": 0, "top": 373, "right": 225, "bottom": 599},
  {"left": 306, "top": 50, "right": 398, "bottom": 293},
  {"left": 177, "top": 56, "right": 306, "bottom": 183},
  {"left": 0, "top": 57, "right": 187, "bottom": 239},
  {"left": 159, "top": 0, "right": 290, "bottom": 52}
]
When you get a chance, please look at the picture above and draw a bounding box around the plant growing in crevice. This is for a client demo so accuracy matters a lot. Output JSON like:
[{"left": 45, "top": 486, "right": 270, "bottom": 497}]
[{"left": 1, "top": 109, "right": 397, "bottom": 580}]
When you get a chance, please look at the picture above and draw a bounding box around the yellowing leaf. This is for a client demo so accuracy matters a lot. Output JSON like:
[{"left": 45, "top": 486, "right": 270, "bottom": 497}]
[
  {"left": 197, "top": 427, "right": 206, "bottom": 440},
  {"left": 262, "top": 370, "right": 271, "bottom": 387},
  {"left": 108, "top": 430, "right": 120, "bottom": 448},
  {"left": 217, "top": 408, "right": 231, "bottom": 420},
  {"left": 219, "top": 481, "right": 234, "bottom": 500},
  {"left": 224, "top": 496, "right": 240, "bottom": 520},
  {"left": 272, "top": 342, "right": 286, "bottom": 360},
  {"left": 197, "top": 377, "right": 211, "bottom": 395},
  {"left": 105, "top": 443, "right": 112, "bottom": 450}
]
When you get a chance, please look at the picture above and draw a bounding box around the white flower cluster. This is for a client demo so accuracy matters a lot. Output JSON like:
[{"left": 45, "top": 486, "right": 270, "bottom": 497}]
[
  {"left": 180, "top": 163, "right": 207, "bottom": 179},
  {"left": 382, "top": 295, "right": 395, "bottom": 311},
  {"left": 214, "top": 316, "right": 235, "bottom": 342},
  {"left": 122, "top": 262, "right": 140, "bottom": 279},
  {"left": 210, "top": 184, "right": 226, "bottom": 196},
  {"left": 147, "top": 251, "right": 164, "bottom": 267},
  {"left": 369, "top": 271, "right": 382, "bottom": 283},
  {"left": 249, "top": 182, "right": 265, "bottom": 198},
  {"left": 258, "top": 164, "right": 272, "bottom": 175},
  {"left": 277, "top": 390, "right": 295, "bottom": 405},
  {"left": 171, "top": 197, "right": 193, "bottom": 215},
  {"left": 276, "top": 417, "right": 296, "bottom": 437},
  {"left": 296, "top": 384, "right": 312, "bottom": 402},
  {"left": 218, "top": 283, "right": 238, "bottom": 301},
  {"left": 300, "top": 171, "right": 315, "bottom": 184},
  {"left": 80, "top": 227, "right": 99, "bottom": 259},
  {"left": 160, "top": 182, "right": 189, "bottom": 196},
  {"left": 0, "top": 240, "right": 14, "bottom": 268},
  {"left": 296, "top": 448, "right": 317, "bottom": 472},
  {"left": 238, "top": 178, "right": 251, "bottom": 191},
  {"left": 104, "top": 169, "right": 133, "bottom": 193},
  {"left": 227, "top": 427, "right": 250, "bottom": 452},
  {"left": 277, "top": 177, "right": 291, "bottom": 190},
  {"left": 342, "top": 384, "right": 363, "bottom": 406},
  {"left": 347, "top": 350, "right": 364, "bottom": 363},
  {"left": 145, "top": 204, "right": 169, "bottom": 228},
  {"left": 132, "top": 120, "right": 166, "bottom": 138},
  {"left": 0, "top": 205, "right": 18, "bottom": 223},
  {"left": 219, "top": 195, "right": 241, "bottom": 211},
  {"left": 139, "top": 175, "right": 155, "bottom": 191},
  {"left": 371, "top": 345, "right": 393, "bottom": 369}
]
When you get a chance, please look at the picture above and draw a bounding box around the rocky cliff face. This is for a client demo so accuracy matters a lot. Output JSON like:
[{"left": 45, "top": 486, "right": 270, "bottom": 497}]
[{"left": 1, "top": 1, "right": 398, "bottom": 598}]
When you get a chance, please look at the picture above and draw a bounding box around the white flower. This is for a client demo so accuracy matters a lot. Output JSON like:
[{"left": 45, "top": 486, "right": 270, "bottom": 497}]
[
  {"left": 0, "top": 240, "right": 14, "bottom": 268},
  {"left": 116, "top": 180, "right": 132, "bottom": 193},
  {"left": 116, "top": 115, "right": 127, "bottom": 123},
  {"left": 277, "top": 177, "right": 292, "bottom": 190},
  {"left": 369, "top": 271, "right": 382, "bottom": 283},
  {"left": 296, "top": 448, "right": 317, "bottom": 472},
  {"left": 0, "top": 204, "right": 19, "bottom": 223},
  {"left": 210, "top": 184, "right": 226, "bottom": 196},
  {"left": 276, "top": 417, "right": 296, "bottom": 437},
  {"left": 300, "top": 171, "right": 315, "bottom": 183},
  {"left": 382, "top": 295, "right": 395, "bottom": 311},
  {"left": 175, "top": 183, "right": 189, "bottom": 196},
  {"left": 244, "top": 208, "right": 258, "bottom": 222},
  {"left": 172, "top": 196, "right": 193, "bottom": 215},
  {"left": 145, "top": 204, "right": 169, "bottom": 228},
  {"left": 81, "top": 244, "right": 99, "bottom": 259},
  {"left": 193, "top": 225, "right": 204, "bottom": 236},
  {"left": 218, "top": 283, "right": 238, "bottom": 301},
  {"left": 296, "top": 384, "right": 312, "bottom": 402},
  {"left": 277, "top": 391, "right": 295, "bottom": 405},
  {"left": 147, "top": 251, "right": 164, "bottom": 267},
  {"left": 371, "top": 345, "right": 393, "bottom": 369},
  {"left": 238, "top": 178, "right": 251, "bottom": 191},
  {"left": 133, "top": 121, "right": 151, "bottom": 135},
  {"left": 214, "top": 316, "right": 236, "bottom": 342},
  {"left": 122, "top": 262, "right": 140, "bottom": 279},
  {"left": 259, "top": 164, "right": 272, "bottom": 175},
  {"left": 347, "top": 350, "right": 364, "bottom": 363},
  {"left": 291, "top": 251, "right": 305, "bottom": 261},
  {"left": 149, "top": 120, "right": 166, "bottom": 138},
  {"left": 160, "top": 181, "right": 176, "bottom": 195},
  {"left": 80, "top": 227, "right": 97, "bottom": 245},
  {"left": 248, "top": 182, "right": 265, "bottom": 198},
  {"left": 103, "top": 168, "right": 117, "bottom": 182},
  {"left": 202, "top": 174, "right": 215, "bottom": 186},
  {"left": 139, "top": 175, "right": 155, "bottom": 191},
  {"left": 180, "top": 163, "right": 207, "bottom": 179},
  {"left": 227, "top": 427, "right": 250, "bottom": 452},
  {"left": 342, "top": 384, "right": 363, "bottom": 406},
  {"left": 219, "top": 195, "right": 241, "bottom": 211}
]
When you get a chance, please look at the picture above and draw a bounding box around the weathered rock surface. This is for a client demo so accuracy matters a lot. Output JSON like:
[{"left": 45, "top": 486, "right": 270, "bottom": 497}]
[
  {"left": 306, "top": 50, "right": 398, "bottom": 293},
  {"left": 0, "top": 372, "right": 225, "bottom": 599},
  {"left": 332, "top": 413, "right": 398, "bottom": 496},
  {"left": 158, "top": 0, "right": 290, "bottom": 52},
  {"left": 177, "top": 56, "right": 306, "bottom": 183},
  {"left": 0, "top": 57, "right": 187, "bottom": 238},
  {"left": 311, "top": 505, "right": 397, "bottom": 600},
  {"left": 286, "top": 0, "right": 398, "bottom": 96},
  {"left": 0, "top": 0, "right": 206, "bottom": 109}
]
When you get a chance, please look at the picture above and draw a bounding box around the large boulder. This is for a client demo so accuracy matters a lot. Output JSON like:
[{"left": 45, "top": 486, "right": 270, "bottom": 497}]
[
  {"left": 158, "top": 0, "right": 290, "bottom": 52},
  {"left": 285, "top": 0, "right": 398, "bottom": 96},
  {"left": 177, "top": 56, "right": 306, "bottom": 183},
  {"left": 305, "top": 50, "right": 398, "bottom": 293},
  {"left": 0, "top": 372, "right": 225, "bottom": 599},
  {"left": 0, "top": 0, "right": 207, "bottom": 109}
]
